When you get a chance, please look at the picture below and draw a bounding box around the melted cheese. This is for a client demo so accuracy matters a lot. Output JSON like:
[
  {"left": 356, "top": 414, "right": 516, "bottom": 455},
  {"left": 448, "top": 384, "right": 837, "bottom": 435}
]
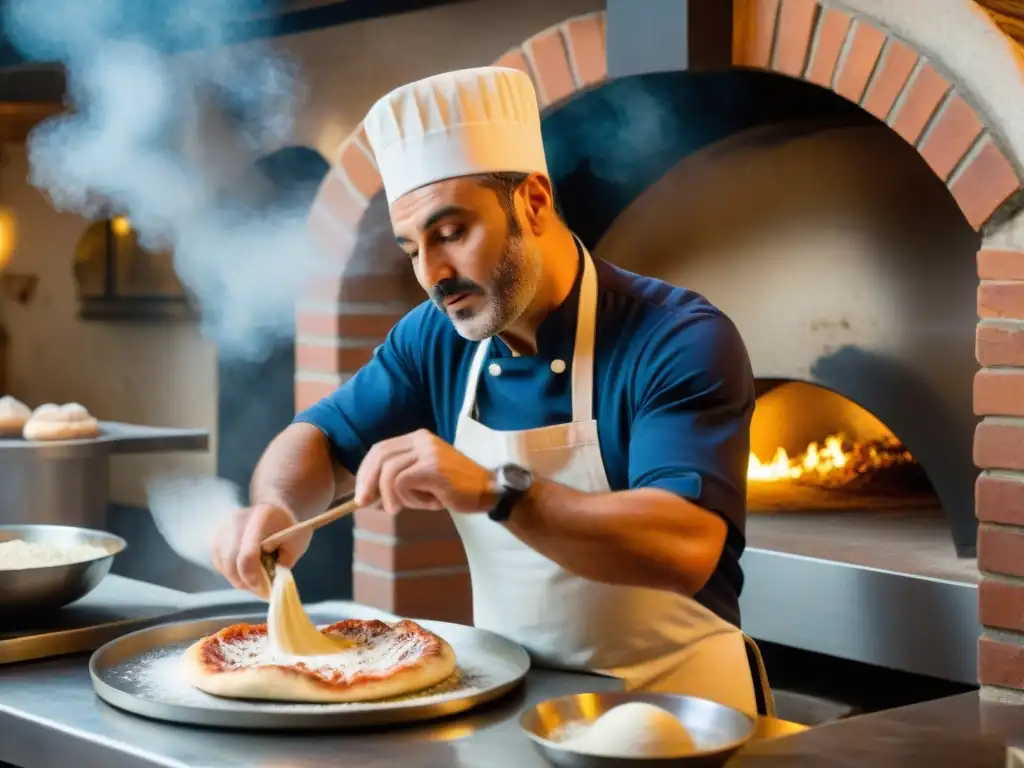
[{"left": 266, "top": 564, "right": 354, "bottom": 655}]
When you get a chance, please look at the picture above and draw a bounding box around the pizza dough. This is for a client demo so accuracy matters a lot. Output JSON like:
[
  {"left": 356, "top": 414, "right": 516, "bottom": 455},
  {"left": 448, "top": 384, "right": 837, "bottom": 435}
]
[
  {"left": 0, "top": 396, "right": 31, "bottom": 437},
  {"left": 181, "top": 565, "right": 457, "bottom": 703},
  {"left": 266, "top": 564, "right": 354, "bottom": 656},
  {"left": 22, "top": 402, "right": 100, "bottom": 441},
  {"left": 565, "top": 702, "right": 697, "bottom": 758}
]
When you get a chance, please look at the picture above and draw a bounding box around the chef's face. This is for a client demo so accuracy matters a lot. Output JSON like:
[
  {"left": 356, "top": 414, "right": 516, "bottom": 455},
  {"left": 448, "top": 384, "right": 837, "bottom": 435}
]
[{"left": 391, "top": 173, "right": 547, "bottom": 341}]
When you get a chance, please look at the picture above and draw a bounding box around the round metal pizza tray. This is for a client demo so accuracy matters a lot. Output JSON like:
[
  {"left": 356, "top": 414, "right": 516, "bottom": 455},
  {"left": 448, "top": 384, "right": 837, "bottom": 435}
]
[{"left": 89, "top": 610, "right": 531, "bottom": 730}]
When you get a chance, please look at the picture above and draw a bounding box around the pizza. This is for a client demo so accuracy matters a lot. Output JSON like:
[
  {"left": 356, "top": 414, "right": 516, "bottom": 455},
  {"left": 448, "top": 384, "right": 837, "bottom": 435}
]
[{"left": 180, "top": 617, "right": 458, "bottom": 704}]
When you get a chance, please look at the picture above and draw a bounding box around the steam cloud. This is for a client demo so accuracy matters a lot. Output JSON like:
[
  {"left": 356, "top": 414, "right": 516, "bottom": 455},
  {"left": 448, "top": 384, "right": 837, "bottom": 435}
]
[{"left": 4, "top": 0, "right": 321, "bottom": 360}]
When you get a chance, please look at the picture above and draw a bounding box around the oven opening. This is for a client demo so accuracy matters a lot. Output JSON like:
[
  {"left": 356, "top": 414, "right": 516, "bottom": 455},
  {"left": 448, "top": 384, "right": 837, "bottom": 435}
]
[{"left": 745, "top": 380, "right": 974, "bottom": 584}]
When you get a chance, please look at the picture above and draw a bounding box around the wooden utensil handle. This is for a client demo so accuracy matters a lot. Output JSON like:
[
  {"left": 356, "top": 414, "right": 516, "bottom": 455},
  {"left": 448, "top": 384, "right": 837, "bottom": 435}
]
[{"left": 260, "top": 497, "right": 360, "bottom": 551}]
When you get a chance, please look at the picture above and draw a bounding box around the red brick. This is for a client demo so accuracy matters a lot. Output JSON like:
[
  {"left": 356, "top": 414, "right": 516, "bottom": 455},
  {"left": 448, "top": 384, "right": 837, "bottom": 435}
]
[
  {"left": 353, "top": 568, "right": 472, "bottom": 624},
  {"left": 315, "top": 168, "right": 368, "bottom": 228},
  {"left": 976, "top": 369, "right": 1024, "bottom": 416},
  {"left": 980, "top": 524, "right": 1024, "bottom": 578},
  {"left": 563, "top": 13, "right": 606, "bottom": 87},
  {"left": 979, "top": 634, "right": 1024, "bottom": 690},
  {"left": 980, "top": 578, "right": 1024, "bottom": 632},
  {"left": 861, "top": 39, "right": 918, "bottom": 120},
  {"left": 296, "top": 310, "right": 404, "bottom": 340},
  {"left": 888, "top": 63, "right": 950, "bottom": 144},
  {"left": 337, "top": 138, "right": 381, "bottom": 201},
  {"left": 733, "top": 0, "right": 781, "bottom": 68},
  {"left": 979, "top": 249, "right": 1024, "bottom": 281},
  {"left": 804, "top": 7, "right": 851, "bottom": 87},
  {"left": 307, "top": 206, "right": 356, "bottom": 265},
  {"left": 950, "top": 139, "right": 1022, "bottom": 230},
  {"left": 354, "top": 506, "right": 459, "bottom": 539},
  {"left": 525, "top": 28, "right": 576, "bottom": 106},
  {"left": 302, "top": 274, "right": 420, "bottom": 304},
  {"left": 977, "top": 473, "right": 1024, "bottom": 527},
  {"left": 354, "top": 535, "right": 468, "bottom": 571},
  {"left": 977, "top": 324, "right": 1024, "bottom": 367},
  {"left": 919, "top": 94, "right": 984, "bottom": 181},
  {"left": 889, "top": 64, "right": 951, "bottom": 144},
  {"left": 296, "top": 343, "right": 374, "bottom": 374},
  {"left": 773, "top": 0, "right": 817, "bottom": 77},
  {"left": 976, "top": 421, "right": 1024, "bottom": 470},
  {"left": 494, "top": 47, "right": 533, "bottom": 79},
  {"left": 980, "top": 281, "right": 1024, "bottom": 320},
  {"left": 294, "top": 378, "right": 337, "bottom": 412},
  {"left": 833, "top": 21, "right": 886, "bottom": 103}
]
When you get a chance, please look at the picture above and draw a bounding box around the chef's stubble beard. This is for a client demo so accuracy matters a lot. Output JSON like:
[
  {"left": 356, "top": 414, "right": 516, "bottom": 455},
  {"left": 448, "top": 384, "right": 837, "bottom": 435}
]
[{"left": 450, "top": 233, "right": 542, "bottom": 342}]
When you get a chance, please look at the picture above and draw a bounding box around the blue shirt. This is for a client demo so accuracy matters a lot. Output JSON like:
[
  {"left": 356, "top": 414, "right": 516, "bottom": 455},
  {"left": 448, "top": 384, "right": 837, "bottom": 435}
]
[{"left": 296, "top": 246, "right": 755, "bottom": 626}]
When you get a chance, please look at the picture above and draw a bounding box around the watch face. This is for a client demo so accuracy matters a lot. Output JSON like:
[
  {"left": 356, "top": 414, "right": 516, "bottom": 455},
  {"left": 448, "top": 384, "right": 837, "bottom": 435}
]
[{"left": 500, "top": 464, "right": 533, "bottom": 492}]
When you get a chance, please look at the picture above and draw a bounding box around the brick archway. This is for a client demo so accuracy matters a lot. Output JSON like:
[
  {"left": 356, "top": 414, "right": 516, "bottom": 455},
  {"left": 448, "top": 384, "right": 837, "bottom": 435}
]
[{"left": 297, "top": 2, "right": 1024, "bottom": 696}]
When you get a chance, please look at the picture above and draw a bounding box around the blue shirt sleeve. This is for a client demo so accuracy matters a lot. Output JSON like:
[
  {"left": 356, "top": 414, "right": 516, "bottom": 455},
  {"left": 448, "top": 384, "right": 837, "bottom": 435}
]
[
  {"left": 293, "top": 306, "right": 436, "bottom": 474},
  {"left": 628, "top": 310, "right": 754, "bottom": 532}
]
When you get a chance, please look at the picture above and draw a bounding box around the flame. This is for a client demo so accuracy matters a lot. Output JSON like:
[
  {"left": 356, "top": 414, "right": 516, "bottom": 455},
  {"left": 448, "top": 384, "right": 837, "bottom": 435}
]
[{"left": 748, "top": 433, "right": 914, "bottom": 486}]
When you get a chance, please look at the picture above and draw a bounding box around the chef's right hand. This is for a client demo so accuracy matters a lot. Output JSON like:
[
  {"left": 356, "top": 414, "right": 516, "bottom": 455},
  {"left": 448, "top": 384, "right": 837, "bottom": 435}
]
[{"left": 211, "top": 503, "right": 312, "bottom": 598}]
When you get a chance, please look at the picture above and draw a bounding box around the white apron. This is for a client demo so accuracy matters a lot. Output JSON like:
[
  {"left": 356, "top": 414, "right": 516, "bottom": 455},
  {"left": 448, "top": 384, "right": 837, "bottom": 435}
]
[{"left": 451, "top": 244, "right": 773, "bottom": 718}]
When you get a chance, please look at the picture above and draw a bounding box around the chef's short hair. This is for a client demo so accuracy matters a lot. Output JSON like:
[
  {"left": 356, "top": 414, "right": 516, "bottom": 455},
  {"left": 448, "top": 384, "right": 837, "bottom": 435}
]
[{"left": 478, "top": 172, "right": 563, "bottom": 221}]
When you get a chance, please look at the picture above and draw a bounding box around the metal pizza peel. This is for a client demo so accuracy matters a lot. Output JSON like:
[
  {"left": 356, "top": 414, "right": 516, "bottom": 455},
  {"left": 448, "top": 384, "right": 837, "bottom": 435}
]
[{"left": 88, "top": 606, "right": 531, "bottom": 729}]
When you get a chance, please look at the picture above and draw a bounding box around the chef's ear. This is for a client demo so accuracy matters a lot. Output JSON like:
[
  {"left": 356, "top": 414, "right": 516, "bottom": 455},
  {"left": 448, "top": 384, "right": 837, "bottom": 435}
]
[{"left": 521, "top": 173, "right": 557, "bottom": 235}]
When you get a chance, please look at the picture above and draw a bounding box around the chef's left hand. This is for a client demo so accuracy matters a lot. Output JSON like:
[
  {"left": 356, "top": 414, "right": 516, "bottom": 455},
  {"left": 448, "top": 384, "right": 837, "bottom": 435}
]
[{"left": 354, "top": 429, "right": 498, "bottom": 515}]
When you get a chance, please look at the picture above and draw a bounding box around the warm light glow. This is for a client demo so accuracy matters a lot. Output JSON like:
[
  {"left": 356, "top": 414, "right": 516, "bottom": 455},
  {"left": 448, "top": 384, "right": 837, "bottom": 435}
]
[
  {"left": 748, "top": 433, "right": 915, "bottom": 486},
  {"left": 0, "top": 210, "right": 16, "bottom": 271},
  {"left": 111, "top": 215, "right": 132, "bottom": 236}
]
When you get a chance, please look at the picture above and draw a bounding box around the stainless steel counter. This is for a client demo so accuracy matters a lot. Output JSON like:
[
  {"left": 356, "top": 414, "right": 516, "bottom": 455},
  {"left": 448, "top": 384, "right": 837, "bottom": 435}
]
[{"left": 0, "top": 653, "right": 622, "bottom": 768}]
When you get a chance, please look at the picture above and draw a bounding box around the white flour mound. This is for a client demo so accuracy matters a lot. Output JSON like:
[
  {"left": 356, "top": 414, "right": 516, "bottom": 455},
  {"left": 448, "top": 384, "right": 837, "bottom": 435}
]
[
  {"left": 560, "top": 702, "right": 697, "bottom": 758},
  {"left": 0, "top": 539, "right": 109, "bottom": 570}
]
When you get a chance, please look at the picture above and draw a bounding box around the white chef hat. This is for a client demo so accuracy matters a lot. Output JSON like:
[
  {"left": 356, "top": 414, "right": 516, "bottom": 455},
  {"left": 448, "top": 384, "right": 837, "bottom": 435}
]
[{"left": 363, "top": 66, "right": 549, "bottom": 206}]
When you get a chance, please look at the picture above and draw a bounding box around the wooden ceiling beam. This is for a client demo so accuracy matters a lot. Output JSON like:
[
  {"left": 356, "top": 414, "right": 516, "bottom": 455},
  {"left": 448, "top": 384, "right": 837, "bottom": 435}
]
[{"left": 974, "top": 0, "right": 1024, "bottom": 45}]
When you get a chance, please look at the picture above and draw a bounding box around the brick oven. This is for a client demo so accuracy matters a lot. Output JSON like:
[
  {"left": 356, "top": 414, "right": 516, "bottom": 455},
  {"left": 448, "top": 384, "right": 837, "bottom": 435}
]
[{"left": 298, "top": 0, "right": 1024, "bottom": 703}]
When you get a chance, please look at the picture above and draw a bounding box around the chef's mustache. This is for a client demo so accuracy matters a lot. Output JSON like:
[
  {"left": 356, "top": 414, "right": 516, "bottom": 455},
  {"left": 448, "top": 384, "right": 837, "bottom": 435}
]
[{"left": 430, "top": 278, "right": 486, "bottom": 308}]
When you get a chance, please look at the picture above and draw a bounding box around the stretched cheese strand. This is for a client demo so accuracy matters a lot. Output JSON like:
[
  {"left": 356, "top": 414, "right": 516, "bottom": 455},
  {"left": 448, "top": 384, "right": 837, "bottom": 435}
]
[{"left": 266, "top": 564, "right": 353, "bottom": 655}]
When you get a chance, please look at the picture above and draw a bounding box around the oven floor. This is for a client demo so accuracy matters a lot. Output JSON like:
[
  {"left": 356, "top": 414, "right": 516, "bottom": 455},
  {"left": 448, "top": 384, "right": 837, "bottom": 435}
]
[{"left": 745, "top": 505, "right": 979, "bottom": 585}]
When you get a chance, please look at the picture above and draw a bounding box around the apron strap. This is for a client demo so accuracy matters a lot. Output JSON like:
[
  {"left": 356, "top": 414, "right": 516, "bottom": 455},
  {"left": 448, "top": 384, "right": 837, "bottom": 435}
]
[
  {"left": 460, "top": 338, "right": 492, "bottom": 419},
  {"left": 743, "top": 633, "right": 777, "bottom": 718},
  {"left": 571, "top": 243, "right": 598, "bottom": 424}
]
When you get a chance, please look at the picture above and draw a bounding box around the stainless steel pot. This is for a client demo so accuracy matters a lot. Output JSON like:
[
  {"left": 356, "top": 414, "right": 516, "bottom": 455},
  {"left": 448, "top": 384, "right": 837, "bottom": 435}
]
[{"left": 0, "top": 422, "right": 210, "bottom": 530}]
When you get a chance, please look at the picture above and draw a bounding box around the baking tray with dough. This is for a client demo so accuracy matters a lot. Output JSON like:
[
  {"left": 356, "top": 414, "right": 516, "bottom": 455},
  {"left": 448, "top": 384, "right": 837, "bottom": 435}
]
[{"left": 89, "top": 610, "right": 531, "bottom": 730}]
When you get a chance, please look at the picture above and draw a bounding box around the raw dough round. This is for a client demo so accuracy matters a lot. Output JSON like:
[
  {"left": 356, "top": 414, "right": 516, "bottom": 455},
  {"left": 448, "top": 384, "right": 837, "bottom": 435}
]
[
  {"left": 566, "top": 702, "right": 697, "bottom": 758},
  {"left": 182, "top": 567, "right": 457, "bottom": 703},
  {"left": 0, "top": 396, "right": 31, "bottom": 437},
  {"left": 22, "top": 402, "right": 100, "bottom": 441}
]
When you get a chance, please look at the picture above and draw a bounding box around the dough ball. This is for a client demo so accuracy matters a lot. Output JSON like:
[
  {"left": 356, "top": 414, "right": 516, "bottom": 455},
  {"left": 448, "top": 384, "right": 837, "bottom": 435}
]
[
  {"left": 0, "top": 396, "right": 31, "bottom": 436},
  {"left": 567, "top": 702, "right": 697, "bottom": 759},
  {"left": 61, "top": 402, "right": 91, "bottom": 420},
  {"left": 23, "top": 402, "right": 100, "bottom": 441},
  {"left": 30, "top": 403, "right": 62, "bottom": 421}
]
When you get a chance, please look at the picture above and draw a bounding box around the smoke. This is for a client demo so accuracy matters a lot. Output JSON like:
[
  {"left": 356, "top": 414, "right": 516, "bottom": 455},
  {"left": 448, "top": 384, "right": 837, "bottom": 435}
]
[
  {"left": 544, "top": 81, "right": 682, "bottom": 189},
  {"left": 4, "top": 0, "right": 321, "bottom": 361}
]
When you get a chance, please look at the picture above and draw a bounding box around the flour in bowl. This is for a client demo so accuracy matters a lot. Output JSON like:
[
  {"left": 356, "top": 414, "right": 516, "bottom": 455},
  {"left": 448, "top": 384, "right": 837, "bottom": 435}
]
[{"left": 0, "top": 539, "right": 110, "bottom": 570}]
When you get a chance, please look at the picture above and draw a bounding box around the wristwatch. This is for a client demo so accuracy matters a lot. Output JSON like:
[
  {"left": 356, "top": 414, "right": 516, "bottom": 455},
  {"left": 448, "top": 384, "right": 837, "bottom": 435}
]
[{"left": 488, "top": 463, "right": 534, "bottom": 522}]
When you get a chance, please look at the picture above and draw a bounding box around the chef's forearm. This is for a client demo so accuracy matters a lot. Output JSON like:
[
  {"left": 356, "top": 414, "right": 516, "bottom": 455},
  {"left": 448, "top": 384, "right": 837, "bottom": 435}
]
[
  {"left": 505, "top": 479, "right": 727, "bottom": 596},
  {"left": 250, "top": 423, "right": 349, "bottom": 521}
]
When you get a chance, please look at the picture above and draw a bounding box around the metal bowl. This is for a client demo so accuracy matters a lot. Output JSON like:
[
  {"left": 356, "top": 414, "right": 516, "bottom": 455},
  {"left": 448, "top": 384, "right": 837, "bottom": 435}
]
[
  {"left": 0, "top": 524, "right": 127, "bottom": 612},
  {"left": 520, "top": 691, "right": 757, "bottom": 767}
]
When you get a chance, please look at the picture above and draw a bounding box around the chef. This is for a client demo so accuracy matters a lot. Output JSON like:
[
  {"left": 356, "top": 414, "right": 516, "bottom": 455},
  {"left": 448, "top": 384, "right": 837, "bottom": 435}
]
[{"left": 212, "top": 66, "right": 766, "bottom": 716}]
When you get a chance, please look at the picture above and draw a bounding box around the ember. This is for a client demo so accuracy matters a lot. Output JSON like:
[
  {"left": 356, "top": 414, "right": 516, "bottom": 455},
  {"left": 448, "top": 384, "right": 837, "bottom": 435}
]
[{"left": 748, "top": 434, "right": 916, "bottom": 488}]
